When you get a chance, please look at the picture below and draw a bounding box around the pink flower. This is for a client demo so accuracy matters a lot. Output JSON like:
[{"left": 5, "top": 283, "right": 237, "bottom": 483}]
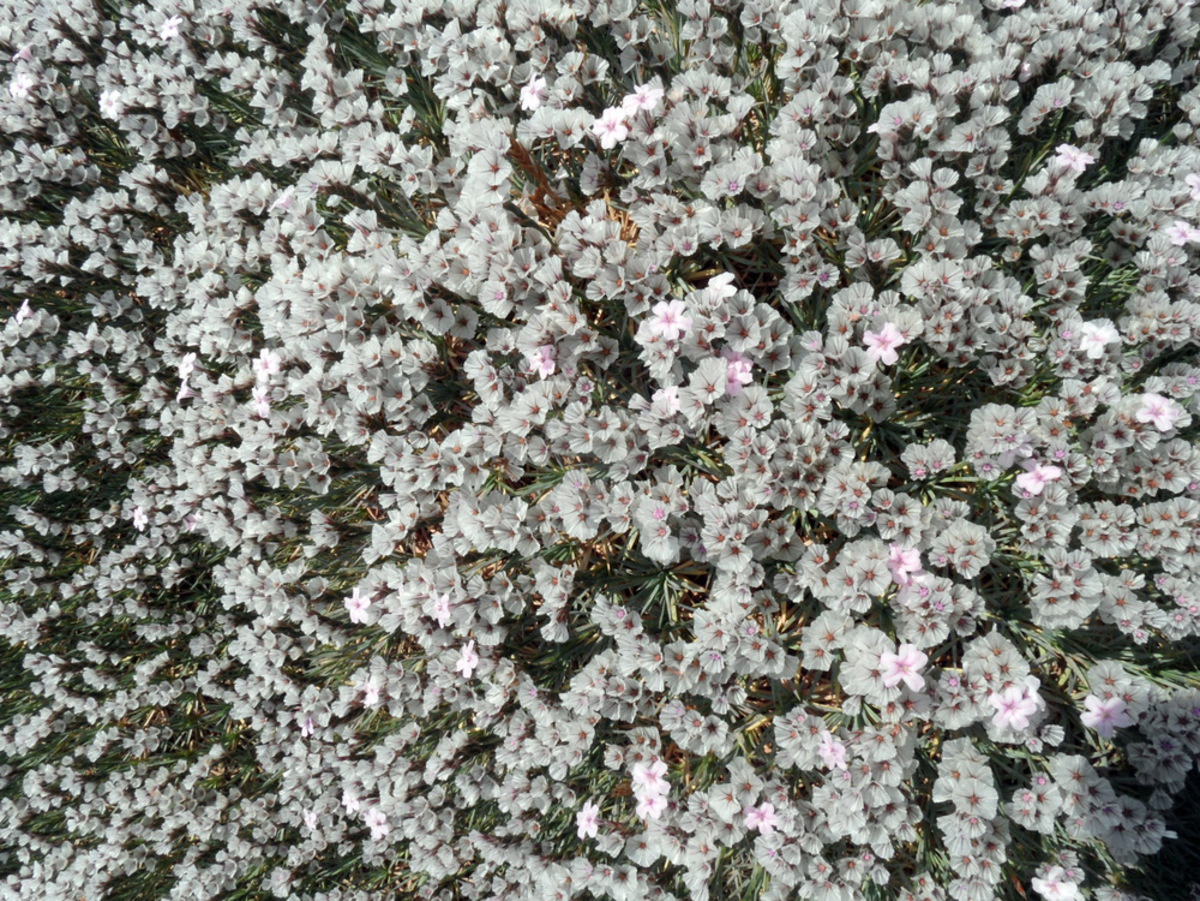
[
  {"left": 652, "top": 385, "right": 681, "bottom": 415},
  {"left": 632, "top": 760, "right": 669, "bottom": 795},
  {"left": 1187, "top": 173, "right": 1200, "bottom": 202},
  {"left": 647, "top": 300, "right": 692, "bottom": 341},
  {"left": 592, "top": 106, "right": 630, "bottom": 150},
  {"left": 1080, "top": 694, "right": 1135, "bottom": 738},
  {"left": 1015, "top": 460, "right": 1063, "bottom": 496},
  {"left": 364, "top": 806, "right": 389, "bottom": 840},
  {"left": 1166, "top": 219, "right": 1200, "bottom": 246},
  {"left": 528, "top": 344, "right": 556, "bottom": 379},
  {"left": 879, "top": 643, "right": 928, "bottom": 691},
  {"left": 1078, "top": 320, "right": 1119, "bottom": 358},
  {"left": 635, "top": 791, "right": 668, "bottom": 820},
  {"left": 1135, "top": 392, "right": 1184, "bottom": 431},
  {"left": 1030, "top": 866, "right": 1083, "bottom": 901},
  {"left": 743, "top": 803, "right": 778, "bottom": 835},
  {"left": 270, "top": 187, "right": 295, "bottom": 212},
  {"left": 433, "top": 592, "right": 452, "bottom": 628},
  {"left": 520, "top": 75, "right": 547, "bottom": 111},
  {"left": 817, "top": 731, "right": 848, "bottom": 770},
  {"left": 14, "top": 299, "right": 32, "bottom": 322},
  {"left": 9, "top": 71, "right": 35, "bottom": 100},
  {"left": 251, "top": 384, "right": 271, "bottom": 419},
  {"left": 721, "top": 348, "right": 754, "bottom": 396},
  {"left": 989, "top": 679, "right": 1043, "bottom": 731},
  {"left": 11, "top": 44, "right": 32, "bottom": 62},
  {"left": 1054, "top": 144, "right": 1095, "bottom": 172},
  {"left": 455, "top": 640, "right": 480, "bottom": 678},
  {"left": 888, "top": 544, "right": 923, "bottom": 585},
  {"left": 132, "top": 506, "right": 148, "bottom": 531},
  {"left": 576, "top": 799, "right": 601, "bottom": 839},
  {"left": 863, "top": 322, "right": 908, "bottom": 365},
  {"left": 254, "top": 348, "right": 281, "bottom": 380},
  {"left": 621, "top": 82, "right": 664, "bottom": 115},
  {"left": 345, "top": 586, "right": 371, "bottom": 624},
  {"left": 160, "top": 15, "right": 183, "bottom": 40}
]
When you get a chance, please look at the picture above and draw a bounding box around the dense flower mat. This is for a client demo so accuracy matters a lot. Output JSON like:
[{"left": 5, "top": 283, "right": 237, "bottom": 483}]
[{"left": 2, "top": 0, "right": 1200, "bottom": 899}]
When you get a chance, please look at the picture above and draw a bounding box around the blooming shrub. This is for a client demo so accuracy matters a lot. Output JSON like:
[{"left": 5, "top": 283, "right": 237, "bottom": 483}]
[{"left": 1, "top": 0, "right": 1200, "bottom": 899}]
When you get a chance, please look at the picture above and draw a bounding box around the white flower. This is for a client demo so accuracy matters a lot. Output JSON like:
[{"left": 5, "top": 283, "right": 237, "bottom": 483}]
[
  {"left": 160, "top": 15, "right": 183, "bottom": 40},
  {"left": 99, "top": 89, "right": 125, "bottom": 120},
  {"left": 1187, "top": 173, "right": 1200, "bottom": 202},
  {"left": 251, "top": 384, "right": 271, "bottom": 419},
  {"left": 520, "top": 75, "right": 547, "bottom": 111},
  {"left": 14, "top": 299, "right": 32, "bottom": 322},
  {"left": 1078, "top": 320, "right": 1119, "bottom": 358},
  {"left": 132, "top": 506, "right": 148, "bottom": 531},
  {"left": 8, "top": 71, "right": 35, "bottom": 100}
]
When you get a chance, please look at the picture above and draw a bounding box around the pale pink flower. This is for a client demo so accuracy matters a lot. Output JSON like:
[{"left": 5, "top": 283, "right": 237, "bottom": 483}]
[
  {"left": 99, "top": 88, "right": 124, "bottom": 119},
  {"left": 1187, "top": 173, "right": 1200, "bottom": 201},
  {"left": 345, "top": 586, "right": 371, "bottom": 624},
  {"left": 1136, "top": 392, "right": 1184, "bottom": 431},
  {"left": 361, "top": 677, "right": 381, "bottom": 707},
  {"left": 1054, "top": 144, "right": 1095, "bottom": 172},
  {"left": 1015, "top": 460, "right": 1063, "bottom": 496},
  {"left": 621, "top": 82, "right": 664, "bottom": 115},
  {"left": 743, "top": 803, "right": 778, "bottom": 835},
  {"left": 302, "top": 809, "right": 319, "bottom": 830},
  {"left": 132, "top": 506, "right": 148, "bottom": 531},
  {"left": 176, "top": 380, "right": 192, "bottom": 402},
  {"left": 721, "top": 348, "right": 754, "bottom": 396},
  {"left": 342, "top": 788, "right": 361, "bottom": 813},
  {"left": 1078, "top": 320, "right": 1119, "bottom": 358},
  {"left": 989, "top": 680, "right": 1043, "bottom": 731},
  {"left": 160, "top": 15, "right": 183, "bottom": 40},
  {"left": 11, "top": 44, "right": 32, "bottom": 62},
  {"left": 632, "top": 760, "right": 669, "bottom": 795},
  {"left": 1080, "top": 694, "right": 1135, "bottom": 738},
  {"left": 635, "top": 791, "right": 668, "bottom": 820},
  {"left": 14, "top": 299, "right": 32, "bottom": 322},
  {"left": 9, "top": 71, "right": 34, "bottom": 100},
  {"left": 254, "top": 348, "right": 281, "bottom": 380},
  {"left": 817, "top": 731, "right": 848, "bottom": 770},
  {"left": 652, "top": 385, "right": 681, "bottom": 415},
  {"left": 576, "top": 799, "right": 601, "bottom": 839},
  {"left": 863, "top": 322, "right": 908, "bottom": 365},
  {"left": 1002, "top": 0, "right": 1025, "bottom": 7},
  {"left": 251, "top": 384, "right": 271, "bottom": 419},
  {"left": 647, "top": 300, "right": 692, "bottom": 341},
  {"left": 520, "top": 75, "right": 547, "bottom": 111},
  {"left": 888, "top": 544, "right": 923, "bottom": 585},
  {"left": 270, "top": 187, "right": 295, "bottom": 211},
  {"left": 455, "top": 640, "right": 480, "bottom": 678},
  {"left": 1030, "top": 866, "right": 1083, "bottom": 901},
  {"left": 1166, "top": 219, "right": 1200, "bottom": 245},
  {"left": 364, "top": 806, "right": 389, "bottom": 840},
  {"left": 529, "top": 344, "right": 556, "bottom": 379},
  {"left": 299, "top": 714, "right": 314, "bottom": 737},
  {"left": 879, "top": 643, "right": 928, "bottom": 692},
  {"left": 592, "top": 106, "right": 630, "bottom": 150},
  {"left": 433, "top": 592, "right": 452, "bottom": 627}
]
